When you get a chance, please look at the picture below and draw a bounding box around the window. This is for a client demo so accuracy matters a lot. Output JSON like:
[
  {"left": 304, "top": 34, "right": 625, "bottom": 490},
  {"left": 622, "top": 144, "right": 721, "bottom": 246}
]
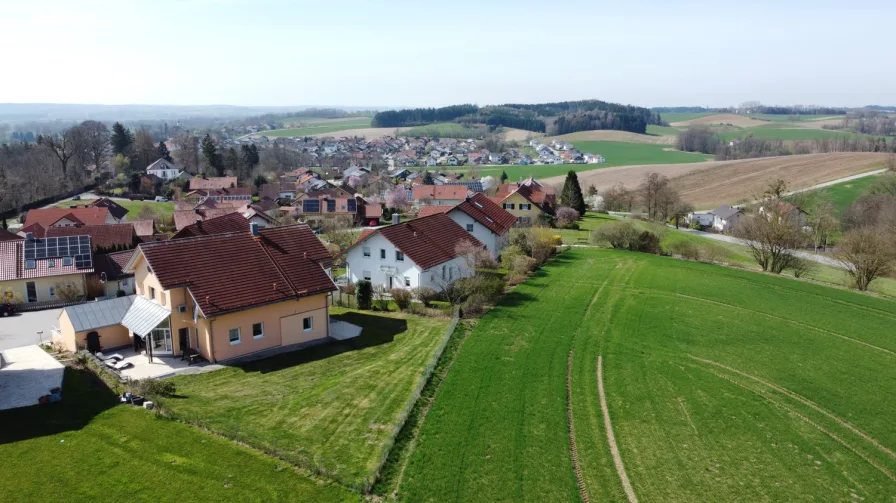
[
  {"left": 466, "top": 224, "right": 474, "bottom": 232},
  {"left": 520, "top": 203, "right": 532, "bottom": 211},
  {"left": 347, "top": 199, "right": 357, "bottom": 212},
  {"left": 380, "top": 249, "right": 386, "bottom": 259},
  {"left": 442, "top": 265, "right": 446, "bottom": 279},
  {"left": 147, "top": 265, "right": 152, "bottom": 274},
  {"left": 252, "top": 322, "right": 264, "bottom": 339},
  {"left": 326, "top": 199, "right": 336, "bottom": 212},
  {"left": 229, "top": 328, "right": 241, "bottom": 345},
  {"left": 303, "top": 200, "right": 320, "bottom": 213},
  {"left": 48, "top": 259, "right": 55, "bottom": 269},
  {"left": 363, "top": 246, "right": 371, "bottom": 257},
  {"left": 25, "top": 260, "right": 35, "bottom": 270},
  {"left": 405, "top": 276, "right": 411, "bottom": 287},
  {"left": 303, "top": 316, "right": 313, "bottom": 332},
  {"left": 63, "top": 257, "right": 73, "bottom": 266},
  {"left": 503, "top": 203, "right": 515, "bottom": 210},
  {"left": 395, "top": 251, "right": 404, "bottom": 261},
  {"left": 178, "top": 304, "right": 187, "bottom": 313},
  {"left": 48, "top": 286, "right": 56, "bottom": 298},
  {"left": 449, "top": 267, "right": 453, "bottom": 280},
  {"left": 149, "top": 286, "right": 155, "bottom": 300},
  {"left": 363, "top": 270, "right": 372, "bottom": 280}
]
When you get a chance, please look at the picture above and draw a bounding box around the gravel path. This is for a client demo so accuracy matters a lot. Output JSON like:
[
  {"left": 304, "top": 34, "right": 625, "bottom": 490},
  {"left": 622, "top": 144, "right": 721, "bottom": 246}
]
[{"left": 597, "top": 355, "right": 638, "bottom": 503}]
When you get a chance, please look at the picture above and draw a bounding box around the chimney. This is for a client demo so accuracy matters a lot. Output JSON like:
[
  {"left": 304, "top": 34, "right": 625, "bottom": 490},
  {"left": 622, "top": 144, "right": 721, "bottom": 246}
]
[
  {"left": 195, "top": 219, "right": 202, "bottom": 231},
  {"left": 250, "top": 221, "right": 259, "bottom": 237},
  {"left": 25, "top": 232, "right": 34, "bottom": 241},
  {"left": 392, "top": 214, "right": 400, "bottom": 225}
]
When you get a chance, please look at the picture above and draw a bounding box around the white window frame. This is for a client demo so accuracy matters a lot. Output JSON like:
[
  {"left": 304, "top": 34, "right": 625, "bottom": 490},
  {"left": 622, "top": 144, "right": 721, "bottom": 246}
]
[
  {"left": 229, "top": 328, "right": 241, "bottom": 345},
  {"left": 252, "top": 322, "right": 264, "bottom": 339},
  {"left": 363, "top": 246, "right": 371, "bottom": 258},
  {"left": 363, "top": 270, "right": 372, "bottom": 281},
  {"left": 63, "top": 257, "right": 73, "bottom": 266},
  {"left": 405, "top": 276, "right": 411, "bottom": 287},
  {"left": 302, "top": 316, "right": 313, "bottom": 332}
]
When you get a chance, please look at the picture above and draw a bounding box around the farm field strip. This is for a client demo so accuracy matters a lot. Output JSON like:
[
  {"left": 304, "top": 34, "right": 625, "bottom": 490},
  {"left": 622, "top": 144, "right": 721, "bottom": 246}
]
[
  {"left": 398, "top": 249, "right": 896, "bottom": 502},
  {"left": 252, "top": 118, "right": 373, "bottom": 137}
]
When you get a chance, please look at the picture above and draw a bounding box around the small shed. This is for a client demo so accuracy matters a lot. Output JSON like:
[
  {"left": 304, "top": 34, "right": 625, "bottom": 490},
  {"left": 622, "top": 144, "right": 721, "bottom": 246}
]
[{"left": 57, "top": 296, "right": 134, "bottom": 352}]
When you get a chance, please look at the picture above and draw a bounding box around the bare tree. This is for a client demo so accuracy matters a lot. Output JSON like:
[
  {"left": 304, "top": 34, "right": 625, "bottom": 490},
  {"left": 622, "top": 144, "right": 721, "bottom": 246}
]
[
  {"left": 319, "top": 215, "right": 357, "bottom": 252},
  {"left": 172, "top": 133, "right": 199, "bottom": 173},
  {"left": 38, "top": 129, "right": 80, "bottom": 178},
  {"left": 807, "top": 193, "right": 837, "bottom": 251},
  {"left": 602, "top": 182, "right": 634, "bottom": 212},
  {"left": 837, "top": 228, "right": 896, "bottom": 291},
  {"left": 640, "top": 172, "right": 669, "bottom": 220},
  {"left": 133, "top": 128, "right": 158, "bottom": 170},
  {"left": 75, "top": 120, "right": 110, "bottom": 173},
  {"left": 733, "top": 203, "right": 809, "bottom": 273}
]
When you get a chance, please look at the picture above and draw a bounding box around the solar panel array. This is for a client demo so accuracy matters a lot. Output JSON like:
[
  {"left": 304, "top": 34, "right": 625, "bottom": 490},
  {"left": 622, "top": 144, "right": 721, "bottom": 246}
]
[{"left": 23, "top": 236, "right": 92, "bottom": 269}]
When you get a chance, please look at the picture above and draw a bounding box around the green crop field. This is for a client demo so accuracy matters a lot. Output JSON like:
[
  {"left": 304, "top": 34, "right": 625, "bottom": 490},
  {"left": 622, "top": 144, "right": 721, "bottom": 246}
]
[
  {"left": 0, "top": 368, "right": 355, "bottom": 502},
  {"left": 646, "top": 124, "right": 682, "bottom": 136},
  {"left": 398, "top": 122, "right": 477, "bottom": 138},
  {"left": 397, "top": 248, "right": 896, "bottom": 502},
  {"left": 453, "top": 141, "right": 712, "bottom": 179},
  {"left": 255, "top": 117, "right": 373, "bottom": 137},
  {"left": 719, "top": 125, "right": 867, "bottom": 142},
  {"left": 811, "top": 174, "right": 883, "bottom": 215},
  {"left": 746, "top": 114, "right": 843, "bottom": 123},
  {"left": 164, "top": 309, "right": 450, "bottom": 489},
  {"left": 661, "top": 112, "right": 716, "bottom": 123}
]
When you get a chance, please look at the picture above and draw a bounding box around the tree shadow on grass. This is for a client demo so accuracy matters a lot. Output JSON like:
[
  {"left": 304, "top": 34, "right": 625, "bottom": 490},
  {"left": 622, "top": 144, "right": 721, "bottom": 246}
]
[
  {"left": 0, "top": 366, "right": 118, "bottom": 445},
  {"left": 228, "top": 312, "right": 408, "bottom": 376}
]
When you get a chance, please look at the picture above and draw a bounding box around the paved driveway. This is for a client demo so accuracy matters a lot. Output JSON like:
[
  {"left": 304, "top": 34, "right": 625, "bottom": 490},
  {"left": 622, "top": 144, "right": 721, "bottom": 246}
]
[{"left": 0, "top": 309, "right": 62, "bottom": 350}]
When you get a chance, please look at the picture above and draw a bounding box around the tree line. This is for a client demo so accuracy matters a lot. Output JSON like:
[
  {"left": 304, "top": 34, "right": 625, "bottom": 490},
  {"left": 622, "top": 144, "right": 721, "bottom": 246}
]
[
  {"left": 824, "top": 111, "right": 896, "bottom": 136},
  {"left": 371, "top": 105, "right": 478, "bottom": 127}
]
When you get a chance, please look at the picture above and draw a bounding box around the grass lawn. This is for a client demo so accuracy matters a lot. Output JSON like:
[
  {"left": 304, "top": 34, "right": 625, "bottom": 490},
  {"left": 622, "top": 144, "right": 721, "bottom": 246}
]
[
  {"left": 452, "top": 141, "right": 712, "bottom": 179},
  {"left": 54, "top": 199, "right": 175, "bottom": 219},
  {"left": 398, "top": 248, "right": 896, "bottom": 502},
  {"left": 255, "top": 118, "right": 373, "bottom": 138},
  {"left": 164, "top": 309, "right": 451, "bottom": 490},
  {"left": 645, "top": 124, "right": 682, "bottom": 136},
  {"left": 0, "top": 367, "right": 356, "bottom": 502},
  {"left": 808, "top": 174, "right": 882, "bottom": 215},
  {"left": 719, "top": 124, "right": 870, "bottom": 142}
]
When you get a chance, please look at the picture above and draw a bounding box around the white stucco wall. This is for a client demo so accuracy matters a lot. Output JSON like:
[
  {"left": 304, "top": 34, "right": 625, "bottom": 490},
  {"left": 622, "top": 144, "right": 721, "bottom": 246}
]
[
  {"left": 345, "top": 233, "right": 475, "bottom": 291},
  {"left": 447, "top": 210, "right": 507, "bottom": 258}
]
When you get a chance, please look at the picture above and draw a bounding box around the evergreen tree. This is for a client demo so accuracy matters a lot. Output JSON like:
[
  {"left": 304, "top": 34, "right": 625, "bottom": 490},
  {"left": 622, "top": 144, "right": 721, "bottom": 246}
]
[
  {"left": 500, "top": 170, "right": 508, "bottom": 183},
  {"left": 561, "top": 170, "right": 586, "bottom": 216},
  {"left": 200, "top": 134, "right": 223, "bottom": 175},
  {"left": 241, "top": 144, "right": 260, "bottom": 169},
  {"left": 157, "top": 140, "right": 172, "bottom": 162},
  {"left": 110, "top": 122, "right": 133, "bottom": 156},
  {"left": 422, "top": 170, "right": 434, "bottom": 185},
  {"left": 224, "top": 147, "right": 241, "bottom": 176}
]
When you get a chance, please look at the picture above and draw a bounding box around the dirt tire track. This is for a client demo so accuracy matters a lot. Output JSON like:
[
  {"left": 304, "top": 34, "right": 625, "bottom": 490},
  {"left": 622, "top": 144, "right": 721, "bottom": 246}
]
[
  {"left": 689, "top": 355, "right": 895, "bottom": 460},
  {"left": 597, "top": 355, "right": 639, "bottom": 503},
  {"left": 567, "top": 350, "right": 590, "bottom": 503}
]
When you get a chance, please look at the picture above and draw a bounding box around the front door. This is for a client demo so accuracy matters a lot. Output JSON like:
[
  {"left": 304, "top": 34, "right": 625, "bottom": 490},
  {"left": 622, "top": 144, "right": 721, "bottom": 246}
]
[
  {"left": 388, "top": 276, "right": 393, "bottom": 289},
  {"left": 149, "top": 328, "right": 172, "bottom": 354},
  {"left": 178, "top": 328, "right": 190, "bottom": 354},
  {"left": 25, "top": 281, "right": 37, "bottom": 303}
]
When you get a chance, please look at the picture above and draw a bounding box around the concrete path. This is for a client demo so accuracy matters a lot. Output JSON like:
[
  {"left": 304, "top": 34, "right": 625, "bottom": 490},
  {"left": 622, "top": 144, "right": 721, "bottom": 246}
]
[
  {"left": 675, "top": 227, "right": 842, "bottom": 267},
  {"left": 0, "top": 309, "right": 62, "bottom": 351},
  {"left": 0, "top": 345, "right": 64, "bottom": 410}
]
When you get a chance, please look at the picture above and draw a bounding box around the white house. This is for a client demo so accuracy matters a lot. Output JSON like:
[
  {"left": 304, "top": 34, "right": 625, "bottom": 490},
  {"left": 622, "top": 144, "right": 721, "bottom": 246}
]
[
  {"left": 584, "top": 153, "right": 606, "bottom": 164},
  {"left": 145, "top": 158, "right": 184, "bottom": 181},
  {"left": 686, "top": 211, "right": 714, "bottom": 227},
  {"left": 446, "top": 193, "right": 517, "bottom": 259},
  {"left": 711, "top": 205, "right": 744, "bottom": 233},
  {"left": 343, "top": 213, "right": 482, "bottom": 291}
]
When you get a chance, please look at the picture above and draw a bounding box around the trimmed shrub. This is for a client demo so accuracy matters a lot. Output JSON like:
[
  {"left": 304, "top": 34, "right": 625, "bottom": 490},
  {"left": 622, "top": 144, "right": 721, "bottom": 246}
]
[
  {"left": 554, "top": 206, "right": 579, "bottom": 228},
  {"left": 591, "top": 221, "right": 640, "bottom": 249},
  {"left": 412, "top": 286, "right": 439, "bottom": 307},
  {"left": 356, "top": 280, "right": 372, "bottom": 310},
  {"left": 390, "top": 288, "right": 412, "bottom": 310},
  {"left": 666, "top": 241, "right": 701, "bottom": 260},
  {"left": 129, "top": 378, "right": 176, "bottom": 397},
  {"left": 635, "top": 231, "right": 661, "bottom": 254}
]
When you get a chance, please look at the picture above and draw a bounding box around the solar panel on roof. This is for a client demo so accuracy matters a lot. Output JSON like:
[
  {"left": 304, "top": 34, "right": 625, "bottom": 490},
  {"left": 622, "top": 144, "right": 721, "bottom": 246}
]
[{"left": 21, "top": 235, "right": 92, "bottom": 267}]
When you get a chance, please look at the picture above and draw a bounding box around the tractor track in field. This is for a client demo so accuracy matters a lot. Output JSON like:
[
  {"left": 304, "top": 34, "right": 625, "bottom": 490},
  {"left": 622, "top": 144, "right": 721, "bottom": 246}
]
[
  {"left": 597, "top": 355, "right": 639, "bottom": 503},
  {"left": 695, "top": 363, "right": 896, "bottom": 482},
  {"left": 689, "top": 355, "right": 895, "bottom": 461},
  {"left": 567, "top": 350, "right": 589, "bottom": 503},
  {"left": 633, "top": 288, "right": 896, "bottom": 358}
]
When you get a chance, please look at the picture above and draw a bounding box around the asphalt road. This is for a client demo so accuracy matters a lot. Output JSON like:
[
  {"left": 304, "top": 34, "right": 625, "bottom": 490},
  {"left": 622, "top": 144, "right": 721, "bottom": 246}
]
[{"left": 0, "top": 309, "right": 62, "bottom": 350}]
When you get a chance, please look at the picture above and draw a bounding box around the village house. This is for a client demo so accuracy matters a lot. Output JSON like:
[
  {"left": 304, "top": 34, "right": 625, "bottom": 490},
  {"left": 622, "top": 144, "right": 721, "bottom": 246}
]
[
  {"left": 411, "top": 185, "right": 467, "bottom": 207},
  {"left": 23, "top": 207, "right": 119, "bottom": 229},
  {"left": 54, "top": 224, "right": 338, "bottom": 363},
  {"left": 710, "top": 205, "right": 744, "bottom": 233},
  {"left": 145, "top": 158, "right": 184, "bottom": 181},
  {"left": 491, "top": 178, "right": 557, "bottom": 225},
  {"left": 343, "top": 213, "right": 482, "bottom": 291},
  {"left": 93, "top": 249, "right": 137, "bottom": 298},
  {"left": 188, "top": 176, "right": 238, "bottom": 191},
  {"left": 0, "top": 233, "right": 94, "bottom": 304},
  {"left": 446, "top": 193, "right": 517, "bottom": 258},
  {"left": 183, "top": 186, "right": 253, "bottom": 204}
]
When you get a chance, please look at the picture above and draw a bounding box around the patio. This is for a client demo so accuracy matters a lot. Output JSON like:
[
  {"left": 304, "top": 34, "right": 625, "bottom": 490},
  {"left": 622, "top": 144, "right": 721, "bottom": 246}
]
[{"left": 110, "top": 348, "right": 205, "bottom": 380}]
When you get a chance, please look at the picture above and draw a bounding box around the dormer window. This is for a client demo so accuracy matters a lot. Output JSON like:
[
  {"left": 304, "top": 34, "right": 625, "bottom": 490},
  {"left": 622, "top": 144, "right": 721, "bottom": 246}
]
[
  {"left": 63, "top": 257, "right": 73, "bottom": 266},
  {"left": 25, "top": 260, "right": 36, "bottom": 270}
]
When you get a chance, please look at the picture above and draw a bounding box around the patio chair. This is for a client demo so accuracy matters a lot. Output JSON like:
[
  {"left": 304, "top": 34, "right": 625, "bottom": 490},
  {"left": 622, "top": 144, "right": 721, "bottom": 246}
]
[
  {"left": 104, "top": 360, "right": 134, "bottom": 371},
  {"left": 95, "top": 352, "right": 124, "bottom": 362}
]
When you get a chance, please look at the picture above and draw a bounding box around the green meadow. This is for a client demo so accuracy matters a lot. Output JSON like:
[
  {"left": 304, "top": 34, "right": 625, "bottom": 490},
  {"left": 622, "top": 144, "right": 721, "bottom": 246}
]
[{"left": 256, "top": 117, "right": 373, "bottom": 137}]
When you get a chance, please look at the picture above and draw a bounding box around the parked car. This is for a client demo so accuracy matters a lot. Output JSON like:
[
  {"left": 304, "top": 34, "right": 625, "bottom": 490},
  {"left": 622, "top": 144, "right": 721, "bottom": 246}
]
[
  {"left": 71, "top": 195, "right": 81, "bottom": 201},
  {"left": 128, "top": 194, "right": 146, "bottom": 201},
  {"left": 154, "top": 196, "right": 169, "bottom": 202},
  {"left": 0, "top": 303, "right": 15, "bottom": 317}
]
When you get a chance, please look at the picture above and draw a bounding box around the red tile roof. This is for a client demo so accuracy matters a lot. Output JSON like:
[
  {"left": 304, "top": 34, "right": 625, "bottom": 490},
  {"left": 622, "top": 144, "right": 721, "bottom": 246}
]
[
  {"left": 453, "top": 193, "right": 517, "bottom": 235},
  {"left": 0, "top": 237, "right": 94, "bottom": 281},
  {"left": 351, "top": 213, "right": 483, "bottom": 271},
  {"left": 47, "top": 224, "right": 138, "bottom": 251},
  {"left": 0, "top": 228, "right": 23, "bottom": 241},
  {"left": 89, "top": 198, "right": 129, "bottom": 220},
  {"left": 129, "top": 220, "right": 156, "bottom": 237},
  {"left": 18, "top": 223, "right": 47, "bottom": 238},
  {"left": 418, "top": 205, "right": 453, "bottom": 217},
  {"left": 173, "top": 207, "right": 244, "bottom": 231},
  {"left": 172, "top": 212, "right": 250, "bottom": 240},
  {"left": 24, "top": 207, "right": 110, "bottom": 228},
  {"left": 189, "top": 176, "right": 238, "bottom": 190},
  {"left": 93, "top": 249, "right": 136, "bottom": 281},
  {"left": 412, "top": 185, "right": 467, "bottom": 201},
  {"left": 135, "top": 224, "right": 335, "bottom": 317}
]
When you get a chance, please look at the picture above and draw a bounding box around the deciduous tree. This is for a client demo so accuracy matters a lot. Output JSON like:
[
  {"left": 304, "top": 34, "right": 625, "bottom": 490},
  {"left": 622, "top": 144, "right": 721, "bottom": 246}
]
[
  {"left": 733, "top": 203, "right": 809, "bottom": 273},
  {"left": 837, "top": 228, "right": 895, "bottom": 290}
]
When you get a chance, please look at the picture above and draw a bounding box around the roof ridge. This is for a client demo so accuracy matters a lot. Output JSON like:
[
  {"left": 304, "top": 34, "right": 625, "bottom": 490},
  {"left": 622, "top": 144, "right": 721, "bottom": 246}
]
[{"left": 255, "top": 235, "right": 300, "bottom": 298}]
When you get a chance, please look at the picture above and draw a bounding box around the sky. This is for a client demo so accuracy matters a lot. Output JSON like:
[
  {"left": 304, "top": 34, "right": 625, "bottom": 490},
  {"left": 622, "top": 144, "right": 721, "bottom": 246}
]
[{"left": 0, "top": 0, "right": 893, "bottom": 109}]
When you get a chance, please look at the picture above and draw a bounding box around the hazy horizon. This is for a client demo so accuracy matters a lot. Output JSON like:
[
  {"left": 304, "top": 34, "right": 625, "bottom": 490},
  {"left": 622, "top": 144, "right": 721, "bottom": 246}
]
[{"left": 2, "top": 0, "right": 894, "bottom": 109}]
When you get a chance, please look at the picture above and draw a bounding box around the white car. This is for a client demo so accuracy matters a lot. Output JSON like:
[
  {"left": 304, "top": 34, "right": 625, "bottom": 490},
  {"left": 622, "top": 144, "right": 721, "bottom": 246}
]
[{"left": 154, "top": 196, "right": 169, "bottom": 202}]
